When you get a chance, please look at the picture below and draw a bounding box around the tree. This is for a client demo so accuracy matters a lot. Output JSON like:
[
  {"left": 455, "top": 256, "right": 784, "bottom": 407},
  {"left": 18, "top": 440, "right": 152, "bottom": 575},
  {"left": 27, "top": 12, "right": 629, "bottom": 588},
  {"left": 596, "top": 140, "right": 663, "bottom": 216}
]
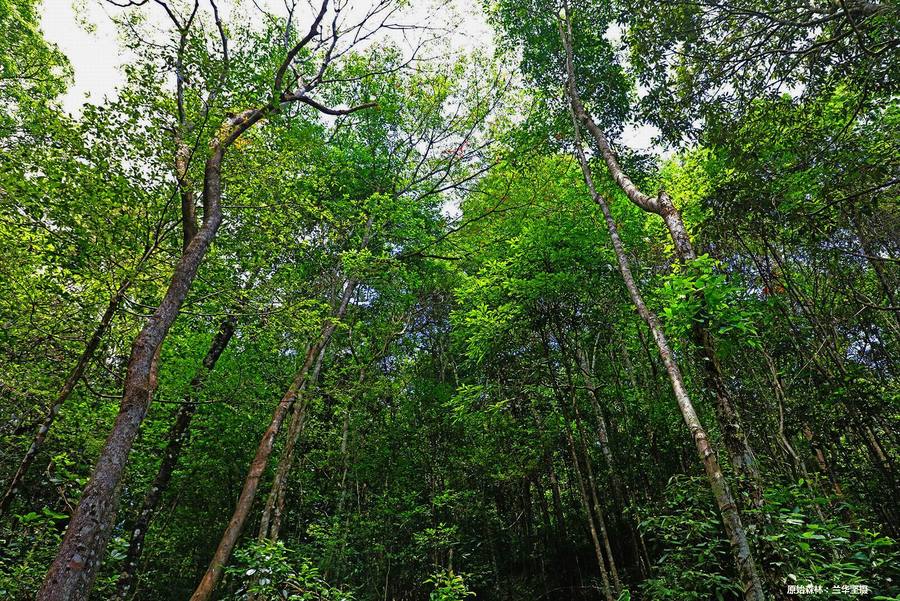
[
  {"left": 37, "top": 1, "right": 381, "bottom": 598},
  {"left": 1, "top": 1, "right": 898, "bottom": 600}
]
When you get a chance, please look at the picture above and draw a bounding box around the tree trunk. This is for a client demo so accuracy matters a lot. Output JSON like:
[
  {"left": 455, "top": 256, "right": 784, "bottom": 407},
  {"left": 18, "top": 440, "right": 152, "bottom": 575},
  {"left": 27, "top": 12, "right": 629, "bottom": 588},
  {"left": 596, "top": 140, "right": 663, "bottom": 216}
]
[
  {"left": 190, "top": 334, "right": 321, "bottom": 601},
  {"left": 0, "top": 279, "right": 130, "bottom": 516},
  {"left": 547, "top": 461, "right": 568, "bottom": 541},
  {"left": 559, "top": 21, "right": 765, "bottom": 595},
  {"left": 175, "top": 140, "right": 199, "bottom": 252},
  {"left": 573, "top": 401, "right": 622, "bottom": 594},
  {"left": 258, "top": 216, "right": 374, "bottom": 542},
  {"left": 573, "top": 346, "right": 625, "bottom": 501},
  {"left": 561, "top": 17, "right": 764, "bottom": 507},
  {"left": 695, "top": 324, "right": 765, "bottom": 508},
  {"left": 37, "top": 108, "right": 263, "bottom": 601},
  {"left": 562, "top": 412, "right": 615, "bottom": 601},
  {"left": 115, "top": 315, "right": 236, "bottom": 599},
  {"left": 256, "top": 277, "right": 358, "bottom": 543},
  {"left": 540, "top": 333, "right": 615, "bottom": 601}
]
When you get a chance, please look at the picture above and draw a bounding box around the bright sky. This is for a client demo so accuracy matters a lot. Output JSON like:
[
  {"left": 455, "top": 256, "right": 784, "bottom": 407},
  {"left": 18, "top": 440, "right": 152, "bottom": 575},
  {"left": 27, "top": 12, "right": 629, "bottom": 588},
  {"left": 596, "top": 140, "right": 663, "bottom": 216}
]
[
  {"left": 41, "top": 0, "right": 126, "bottom": 114},
  {"left": 39, "top": 0, "right": 657, "bottom": 150}
]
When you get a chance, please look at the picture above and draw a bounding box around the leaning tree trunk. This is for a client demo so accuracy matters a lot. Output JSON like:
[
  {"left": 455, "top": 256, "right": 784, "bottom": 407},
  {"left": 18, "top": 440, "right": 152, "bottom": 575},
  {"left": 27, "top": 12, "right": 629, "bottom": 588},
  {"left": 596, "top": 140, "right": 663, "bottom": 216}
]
[
  {"left": 258, "top": 215, "right": 374, "bottom": 543},
  {"left": 37, "top": 108, "right": 264, "bottom": 601},
  {"left": 0, "top": 279, "right": 130, "bottom": 516},
  {"left": 115, "top": 315, "right": 236, "bottom": 599},
  {"left": 567, "top": 120, "right": 766, "bottom": 600},
  {"left": 191, "top": 255, "right": 369, "bottom": 601},
  {"left": 559, "top": 23, "right": 766, "bottom": 595},
  {"left": 559, "top": 18, "right": 763, "bottom": 507},
  {"left": 257, "top": 278, "right": 359, "bottom": 542},
  {"left": 189, "top": 336, "right": 328, "bottom": 601}
]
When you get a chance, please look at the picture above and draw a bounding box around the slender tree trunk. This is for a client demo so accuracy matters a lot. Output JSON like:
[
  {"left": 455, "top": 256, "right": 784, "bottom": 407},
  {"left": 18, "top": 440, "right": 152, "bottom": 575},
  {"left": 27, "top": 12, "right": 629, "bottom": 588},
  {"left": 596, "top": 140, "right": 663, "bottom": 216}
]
[
  {"left": 256, "top": 365, "right": 313, "bottom": 543},
  {"left": 190, "top": 337, "right": 319, "bottom": 601},
  {"left": 559, "top": 24, "right": 765, "bottom": 594},
  {"left": 192, "top": 233, "right": 370, "bottom": 601},
  {"left": 257, "top": 278, "right": 358, "bottom": 542},
  {"left": 258, "top": 216, "right": 374, "bottom": 542},
  {"left": 573, "top": 346, "right": 624, "bottom": 500},
  {"left": 695, "top": 325, "right": 765, "bottom": 508},
  {"left": 115, "top": 315, "right": 236, "bottom": 599},
  {"left": 762, "top": 351, "right": 806, "bottom": 476},
  {"left": 548, "top": 461, "right": 568, "bottom": 541},
  {"left": 540, "top": 334, "right": 615, "bottom": 601},
  {"left": 573, "top": 401, "right": 622, "bottom": 594},
  {"left": 35, "top": 109, "right": 262, "bottom": 600},
  {"left": 175, "top": 140, "right": 199, "bottom": 253},
  {"left": 562, "top": 413, "right": 615, "bottom": 601},
  {"left": 0, "top": 279, "right": 130, "bottom": 516},
  {"left": 560, "top": 15, "right": 764, "bottom": 507},
  {"left": 846, "top": 208, "right": 900, "bottom": 333},
  {"left": 323, "top": 404, "right": 353, "bottom": 581},
  {"left": 863, "top": 424, "right": 898, "bottom": 492}
]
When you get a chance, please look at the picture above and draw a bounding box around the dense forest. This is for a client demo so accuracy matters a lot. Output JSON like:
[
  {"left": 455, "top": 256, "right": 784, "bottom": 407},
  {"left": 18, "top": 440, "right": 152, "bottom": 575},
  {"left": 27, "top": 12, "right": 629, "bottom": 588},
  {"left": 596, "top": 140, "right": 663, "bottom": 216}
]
[{"left": 1, "top": 0, "right": 899, "bottom": 599}]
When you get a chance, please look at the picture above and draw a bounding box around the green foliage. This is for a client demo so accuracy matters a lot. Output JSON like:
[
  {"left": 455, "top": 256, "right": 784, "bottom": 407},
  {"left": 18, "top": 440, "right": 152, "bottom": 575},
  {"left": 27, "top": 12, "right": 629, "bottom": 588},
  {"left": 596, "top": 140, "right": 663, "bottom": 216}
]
[
  {"left": 640, "top": 476, "right": 900, "bottom": 600},
  {"left": 623, "top": 0, "right": 900, "bottom": 142},
  {"left": 658, "top": 254, "right": 759, "bottom": 343},
  {"left": 760, "top": 480, "right": 900, "bottom": 598},
  {"left": 0, "top": 0, "right": 71, "bottom": 135},
  {"left": 226, "top": 540, "right": 355, "bottom": 601},
  {"left": 0, "top": 509, "right": 62, "bottom": 598},
  {"left": 426, "top": 569, "right": 475, "bottom": 601},
  {"left": 1, "top": 2, "right": 898, "bottom": 601},
  {"left": 638, "top": 476, "right": 743, "bottom": 601}
]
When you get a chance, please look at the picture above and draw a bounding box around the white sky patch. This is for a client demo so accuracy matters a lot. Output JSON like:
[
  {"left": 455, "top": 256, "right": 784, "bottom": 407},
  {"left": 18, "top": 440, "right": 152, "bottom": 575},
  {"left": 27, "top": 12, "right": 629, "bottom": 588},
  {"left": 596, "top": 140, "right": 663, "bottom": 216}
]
[
  {"left": 39, "top": 0, "right": 659, "bottom": 162},
  {"left": 39, "top": 0, "right": 493, "bottom": 115},
  {"left": 622, "top": 122, "right": 657, "bottom": 152},
  {"left": 41, "top": 0, "right": 127, "bottom": 115}
]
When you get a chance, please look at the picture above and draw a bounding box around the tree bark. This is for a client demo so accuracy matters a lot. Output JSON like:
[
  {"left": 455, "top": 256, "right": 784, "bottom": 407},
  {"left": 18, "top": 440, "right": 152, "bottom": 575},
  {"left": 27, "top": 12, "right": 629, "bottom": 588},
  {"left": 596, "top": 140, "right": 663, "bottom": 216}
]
[
  {"left": 258, "top": 215, "right": 374, "bottom": 542},
  {"left": 0, "top": 279, "right": 131, "bottom": 516},
  {"left": 37, "top": 108, "right": 263, "bottom": 601},
  {"left": 257, "top": 280, "right": 356, "bottom": 542},
  {"left": 540, "top": 333, "right": 615, "bottom": 601},
  {"left": 560, "top": 14, "right": 764, "bottom": 507},
  {"left": 114, "top": 315, "right": 236, "bottom": 599},
  {"left": 560, "top": 20, "right": 765, "bottom": 595},
  {"left": 189, "top": 332, "right": 321, "bottom": 601}
]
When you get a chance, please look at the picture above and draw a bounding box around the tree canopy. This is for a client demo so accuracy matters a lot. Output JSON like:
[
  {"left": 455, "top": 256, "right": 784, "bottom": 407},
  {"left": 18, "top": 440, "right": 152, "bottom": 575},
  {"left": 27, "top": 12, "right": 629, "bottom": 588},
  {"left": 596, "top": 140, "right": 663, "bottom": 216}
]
[{"left": 0, "top": 0, "right": 898, "bottom": 600}]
